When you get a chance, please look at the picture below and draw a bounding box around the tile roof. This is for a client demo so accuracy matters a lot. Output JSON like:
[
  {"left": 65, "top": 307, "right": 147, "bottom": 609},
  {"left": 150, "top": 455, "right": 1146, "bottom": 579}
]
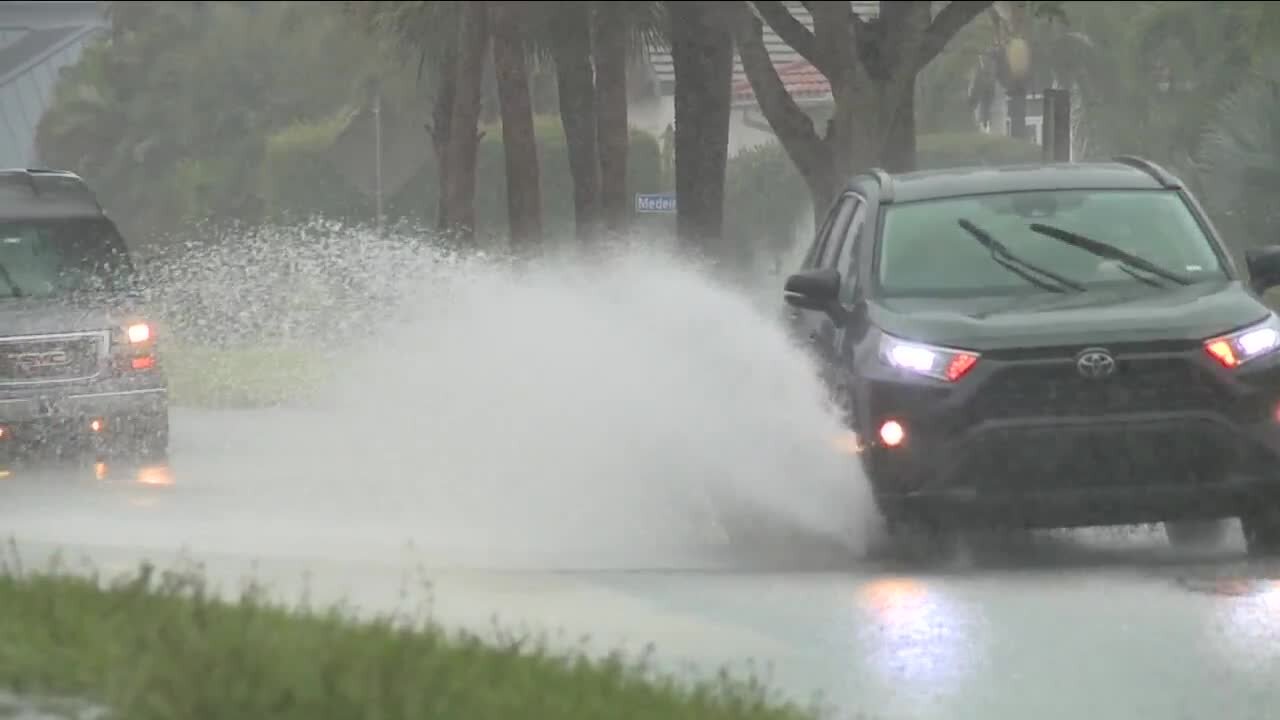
[{"left": 644, "top": 1, "right": 882, "bottom": 106}]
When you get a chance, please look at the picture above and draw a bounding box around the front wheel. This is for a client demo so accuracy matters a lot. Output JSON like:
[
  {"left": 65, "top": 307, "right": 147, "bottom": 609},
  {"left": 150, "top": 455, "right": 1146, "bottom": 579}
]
[
  {"left": 1164, "top": 519, "right": 1231, "bottom": 550},
  {"left": 1241, "top": 507, "right": 1280, "bottom": 557},
  {"left": 106, "top": 411, "right": 169, "bottom": 460}
]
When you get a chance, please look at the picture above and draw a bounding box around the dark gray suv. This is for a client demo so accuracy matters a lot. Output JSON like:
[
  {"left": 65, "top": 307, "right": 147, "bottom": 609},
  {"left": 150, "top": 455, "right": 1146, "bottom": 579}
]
[{"left": 0, "top": 169, "right": 168, "bottom": 458}]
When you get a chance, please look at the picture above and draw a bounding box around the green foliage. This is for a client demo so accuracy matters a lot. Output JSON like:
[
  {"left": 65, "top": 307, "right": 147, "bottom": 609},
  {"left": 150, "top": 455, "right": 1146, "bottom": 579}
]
[
  {"left": 36, "top": 1, "right": 413, "bottom": 245},
  {"left": 383, "top": 118, "right": 662, "bottom": 242},
  {"left": 721, "top": 132, "right": 1044, "bottom": 253},
  {"left": 0, "top": 562, "right": 818, "bottom": 720},
  {"left": 1195, "top": 56, "right": 1280, "bottom": 258},
  {"left": 261, "top": 108, "right": 373, "bottom": 225},
  {"left": 161, "top": 343, "right": 330, "bottom": 409},
  {"left": 917, "top": 132, "right": 1043, "bottom": 169}
]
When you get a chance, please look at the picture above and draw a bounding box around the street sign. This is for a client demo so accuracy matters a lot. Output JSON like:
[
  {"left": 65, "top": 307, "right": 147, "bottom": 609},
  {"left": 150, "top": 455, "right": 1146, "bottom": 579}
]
[{"left": 635, "top": 192, "right": 676, "bottom": 214}]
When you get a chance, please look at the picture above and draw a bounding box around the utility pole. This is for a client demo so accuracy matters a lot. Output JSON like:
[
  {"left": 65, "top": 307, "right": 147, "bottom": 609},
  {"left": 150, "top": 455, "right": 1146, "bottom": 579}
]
[
  {"left": 1041, "top": 88, "right": 1072, "bottom": 163},
  {"left": 373, "top": 84, "right": 384, "bottom": 237}
]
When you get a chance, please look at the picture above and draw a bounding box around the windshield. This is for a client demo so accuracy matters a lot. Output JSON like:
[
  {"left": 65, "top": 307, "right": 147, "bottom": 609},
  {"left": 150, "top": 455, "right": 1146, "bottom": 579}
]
[
  {"left": 0, "top": 217, "right": 136, "bottom": 300},
  {"left": 875, "top": 189, "right": 1228, "bottom": 298}
]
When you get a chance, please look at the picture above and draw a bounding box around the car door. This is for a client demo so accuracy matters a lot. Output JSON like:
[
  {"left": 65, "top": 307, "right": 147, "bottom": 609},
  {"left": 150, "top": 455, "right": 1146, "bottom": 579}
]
[
  {"left": 825, "top": 197, "right": 871, "bottom": 422},
  {"left": 797, "top": 194, "right": 860, "bottom": 378},
  {"left": 784, "top": 198, "right": 847, "bottom": 343}
]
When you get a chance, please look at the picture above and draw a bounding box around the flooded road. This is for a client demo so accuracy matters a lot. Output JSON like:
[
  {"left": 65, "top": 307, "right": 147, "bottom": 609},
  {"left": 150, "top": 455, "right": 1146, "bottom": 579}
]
[{"left": 3, "top": 408, "right": 1280, "bottom": 720}]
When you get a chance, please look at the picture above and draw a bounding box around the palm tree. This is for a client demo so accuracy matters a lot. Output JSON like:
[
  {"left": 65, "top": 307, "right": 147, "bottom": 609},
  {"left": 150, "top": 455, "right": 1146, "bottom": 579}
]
[
  {"left": 1195, "top": 56, "right": 1280, "bottom": 261},
  {"left": 966, "top": 1, "right": 1094, "bottom": 144},
  {"left": 667, "top": 0, "right": 732, "bottom": 253},
  {"left": 490, "top": 1, "right": 543, "bottom": 247}
]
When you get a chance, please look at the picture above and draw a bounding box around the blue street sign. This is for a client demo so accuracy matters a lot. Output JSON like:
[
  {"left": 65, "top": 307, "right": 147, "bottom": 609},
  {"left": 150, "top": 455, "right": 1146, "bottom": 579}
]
[{"left": 635, "top": 192, "right": 677, "bottom": 214}]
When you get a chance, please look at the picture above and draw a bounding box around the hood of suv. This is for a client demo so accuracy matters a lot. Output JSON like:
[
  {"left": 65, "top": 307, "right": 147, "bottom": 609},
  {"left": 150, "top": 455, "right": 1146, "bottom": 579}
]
[
  {"left": 868, "top": 279, "right": 1271, "bottom": 352},
  {"left": 0, "top": 294, "right": 148, "bottom": 338}
]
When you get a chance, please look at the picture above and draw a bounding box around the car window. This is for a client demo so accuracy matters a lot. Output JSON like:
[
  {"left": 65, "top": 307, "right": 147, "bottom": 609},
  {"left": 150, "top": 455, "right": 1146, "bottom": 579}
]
[
  {"left": 802, "top": 201, "right": 843, "bottom": 268},
  {"left": 0, "top": 217, "right": 136, "bottom": 300},
  {"left": 875, "top": 189, "right": 1228, "bottom": 298},
  {"left": 837, "top": 202, "right": 868, "bottom": 303},
  {"left": 819, "top": 196, "right": 858, "bottom": 268}
]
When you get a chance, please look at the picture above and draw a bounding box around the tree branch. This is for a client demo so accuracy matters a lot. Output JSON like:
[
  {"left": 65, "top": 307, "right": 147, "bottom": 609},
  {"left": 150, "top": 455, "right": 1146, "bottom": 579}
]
[
  {"left": 917, "top": 0, "right": 992, "bottom": 70},
  {"left": 809, "top": 0, "right": 855, "bottom": 81},
  {"left": 750, "top": 1, "right": 826, "bottom": 73},
  {"left": 731, "top": 8, "right": 828, "bottom": 185}
]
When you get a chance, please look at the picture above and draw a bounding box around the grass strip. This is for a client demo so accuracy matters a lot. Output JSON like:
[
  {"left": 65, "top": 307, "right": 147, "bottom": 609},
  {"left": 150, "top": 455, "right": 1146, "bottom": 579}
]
[{"left": 0, "top": 560, "right": 823, "bottom": 720}]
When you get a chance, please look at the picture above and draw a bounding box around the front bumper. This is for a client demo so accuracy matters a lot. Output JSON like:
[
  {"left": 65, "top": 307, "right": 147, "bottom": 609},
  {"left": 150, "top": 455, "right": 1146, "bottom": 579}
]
[
  {"left": 0, "top": 386, "right": 166, "bottom": 423},
  {"left": 0, "top": 378, "right": 167, "bottom": 447},
  {"left": 854, "top": 343, "right": 1280, "bottom": 529}
]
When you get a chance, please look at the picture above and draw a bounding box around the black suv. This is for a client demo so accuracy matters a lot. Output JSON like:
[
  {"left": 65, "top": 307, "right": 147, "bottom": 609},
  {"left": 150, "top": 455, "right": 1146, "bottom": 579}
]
[
  {"left": 0, "top": 169, "right": 168, "bottom": 458},
  {"left": 784, "top": 156, "right": 1280, "bottom": 557}
]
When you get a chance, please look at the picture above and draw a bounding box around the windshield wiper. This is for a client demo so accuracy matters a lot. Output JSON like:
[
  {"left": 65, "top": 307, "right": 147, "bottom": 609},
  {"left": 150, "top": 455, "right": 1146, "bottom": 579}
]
[
  {"left": 1028, "top": 223, "right": 1193, "bottom": 287},
  {"left": 958, "top": 219, "right": 1086, "bottom": 293},
  {"left": 0, "top": 261, "right": 22, "bottom": 298}
]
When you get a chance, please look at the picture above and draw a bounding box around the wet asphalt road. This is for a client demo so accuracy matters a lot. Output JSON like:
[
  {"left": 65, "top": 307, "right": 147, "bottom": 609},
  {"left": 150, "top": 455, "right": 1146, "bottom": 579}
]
[{"left": 3, "top": 409, "right": 1280, "bottom": 720}]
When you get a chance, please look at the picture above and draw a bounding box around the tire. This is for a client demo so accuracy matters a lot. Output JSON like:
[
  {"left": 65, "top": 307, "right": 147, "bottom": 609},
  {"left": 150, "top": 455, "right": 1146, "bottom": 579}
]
[
  {"left": 1241, "top": 507, "right": 1280, "bottom": 557},
  {"left": 110, "top": 411, "right": 169, "bottom": 460},
  {"left": 1163, "top": 519, "right": 1231, "bottom": 550},
  {"left": 884, "top": 516, "right": 966, "bottom": 566}
]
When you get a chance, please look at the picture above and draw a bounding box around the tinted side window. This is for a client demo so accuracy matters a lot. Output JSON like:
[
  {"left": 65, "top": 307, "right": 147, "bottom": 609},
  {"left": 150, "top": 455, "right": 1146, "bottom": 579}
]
[
  {"left": 838, "top": 202, "right": 868, "bottom": 303},
  {"left": 819, "top": 196, "right": 858, "bottom": 268},
  {"left": 802, "top": 201, "right": 843, "bottom": 268}
]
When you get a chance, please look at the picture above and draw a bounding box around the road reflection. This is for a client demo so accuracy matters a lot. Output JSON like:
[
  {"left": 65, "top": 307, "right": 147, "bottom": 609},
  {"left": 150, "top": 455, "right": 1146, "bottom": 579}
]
[
  {"left": 0, "top": 453, "right": 176, "bottom": 489},
  {"left": 853, "top": 576, "right": 984, "bottom": 698}
]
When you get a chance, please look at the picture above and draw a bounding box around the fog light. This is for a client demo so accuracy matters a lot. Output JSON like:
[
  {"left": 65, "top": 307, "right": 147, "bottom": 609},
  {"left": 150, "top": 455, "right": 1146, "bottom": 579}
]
[
  {"left": 89, "top": 418, "right": 105, "bottom": 433},
  {"left": 131, "top": 355, "right": 156, "bottom": 370},
  {"left": 878, "top": 420, "right": 906, "bottom": 448},
  {"left": 0, "top": 425, "right": 8, "bottom": 440}
]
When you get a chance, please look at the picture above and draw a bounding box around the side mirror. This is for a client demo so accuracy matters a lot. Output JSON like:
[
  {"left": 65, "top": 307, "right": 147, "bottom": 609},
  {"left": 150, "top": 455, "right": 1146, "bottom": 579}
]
[
  {"left": 1246, "top": 245, "right": 1280, "bottom": 294},
  {"left": 784, "top": 268, "right": 841, "bottom": 314}
]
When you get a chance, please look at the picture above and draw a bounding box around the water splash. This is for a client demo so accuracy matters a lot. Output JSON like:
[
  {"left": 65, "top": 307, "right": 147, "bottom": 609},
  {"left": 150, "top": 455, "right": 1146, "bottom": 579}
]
[{"left": 147, "top": 223, "right": 879, "bottom": 569}]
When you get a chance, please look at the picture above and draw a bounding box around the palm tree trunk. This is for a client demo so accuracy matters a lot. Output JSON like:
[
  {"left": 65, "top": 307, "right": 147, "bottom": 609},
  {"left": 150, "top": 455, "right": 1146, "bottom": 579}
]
[
  {"left": 593, "top": 5, "right": 629, "bottom": 236},
  {"left": 442, "top": 0, "right": 490, "bottom": 240},
  {"left": 490, "top": 1, "right": 543, "bottom": 247},
  {"left": 550, "top": 2, "right": 602, "bottom": 243},
  {"left": 669, "top": 0, "right": 733, "bottom": 254},
  {"left": 429, "top": 18, "right": 459, "bottom": 231}
]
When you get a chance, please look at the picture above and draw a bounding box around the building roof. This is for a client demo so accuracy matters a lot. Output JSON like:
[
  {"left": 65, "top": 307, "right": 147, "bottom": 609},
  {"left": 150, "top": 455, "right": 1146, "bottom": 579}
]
[
  {"left": 0, "top": 24, "right": 87, "bottom": 87},
  {"left": 731, "top": 59, "right": 830, "bottom": 105},
  {"left": 645, "top": 1, "right": 881, "bottom": 106},
  {"left": 0, "top": 1, "right": 107, "bottom": 168}
]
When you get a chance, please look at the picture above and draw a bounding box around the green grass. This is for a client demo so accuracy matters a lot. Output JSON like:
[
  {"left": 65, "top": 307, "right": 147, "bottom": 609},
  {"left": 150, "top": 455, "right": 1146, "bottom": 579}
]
[
  {"left": 0, "top": 559, "right": 822, "bottom": 720},
  {"left": 161, "top": 342, "right": 331, "bottom": 409}
]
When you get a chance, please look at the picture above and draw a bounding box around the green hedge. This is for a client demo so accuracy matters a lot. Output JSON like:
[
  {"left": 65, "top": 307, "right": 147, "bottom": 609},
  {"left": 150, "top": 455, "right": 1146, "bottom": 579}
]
[
  {"left": 721, "top": 132, "right": 1047, "bottom": 265},
  {"left": 0, "top": 563, "right": 817, "bottom": 720},
  {"left": 261, "top": 107, "right": 374, "bottom": 225},
  {"left": 260, "top": 115, "right": 663, "bottom": 241}
]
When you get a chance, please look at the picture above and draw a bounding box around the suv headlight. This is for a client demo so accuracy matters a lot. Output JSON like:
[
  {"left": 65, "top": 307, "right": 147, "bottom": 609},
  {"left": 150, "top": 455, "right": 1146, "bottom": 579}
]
[
  {"left": 878, "top": 333, "right": 980, "bottom": 382},
  {"left": 1205, "top": 315, "right": 1280, "bottom": 369}
]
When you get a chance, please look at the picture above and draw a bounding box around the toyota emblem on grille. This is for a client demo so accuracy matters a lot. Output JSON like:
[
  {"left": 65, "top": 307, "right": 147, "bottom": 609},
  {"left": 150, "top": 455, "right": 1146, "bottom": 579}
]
[{"left": 1075, "top": 348, "right": 1116, "bottom": 379}]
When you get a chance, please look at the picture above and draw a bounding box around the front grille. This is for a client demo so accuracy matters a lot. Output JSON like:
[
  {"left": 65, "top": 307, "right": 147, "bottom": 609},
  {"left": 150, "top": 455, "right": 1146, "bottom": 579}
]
[
  {"left": 970, "top": 357, "right": 1221, "bottom": 421},
  {"left": 0, "top": 333, "right": 105, "bottom": 385},
  {"left": 961, "top": 421, "right": 1235, "bottom": 492}
]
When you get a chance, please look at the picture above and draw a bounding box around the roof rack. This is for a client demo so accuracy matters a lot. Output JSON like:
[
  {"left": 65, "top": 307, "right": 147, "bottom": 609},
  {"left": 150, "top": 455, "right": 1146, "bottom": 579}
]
[
  {"left": 868, "top": 167, "right": 895, "bottom": 203},
  {"left": 0, "top": 169, "right": 104, "bottom": 214},
  {"left": 1111, "top": 155, "right": 1181, "bottom": 189}
]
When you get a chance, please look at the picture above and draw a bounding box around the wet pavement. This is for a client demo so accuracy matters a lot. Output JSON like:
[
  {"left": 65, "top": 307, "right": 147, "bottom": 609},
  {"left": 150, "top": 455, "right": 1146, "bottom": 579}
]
[{"left": 3, "top": 409, "right": 1280, "bottom": 720}]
